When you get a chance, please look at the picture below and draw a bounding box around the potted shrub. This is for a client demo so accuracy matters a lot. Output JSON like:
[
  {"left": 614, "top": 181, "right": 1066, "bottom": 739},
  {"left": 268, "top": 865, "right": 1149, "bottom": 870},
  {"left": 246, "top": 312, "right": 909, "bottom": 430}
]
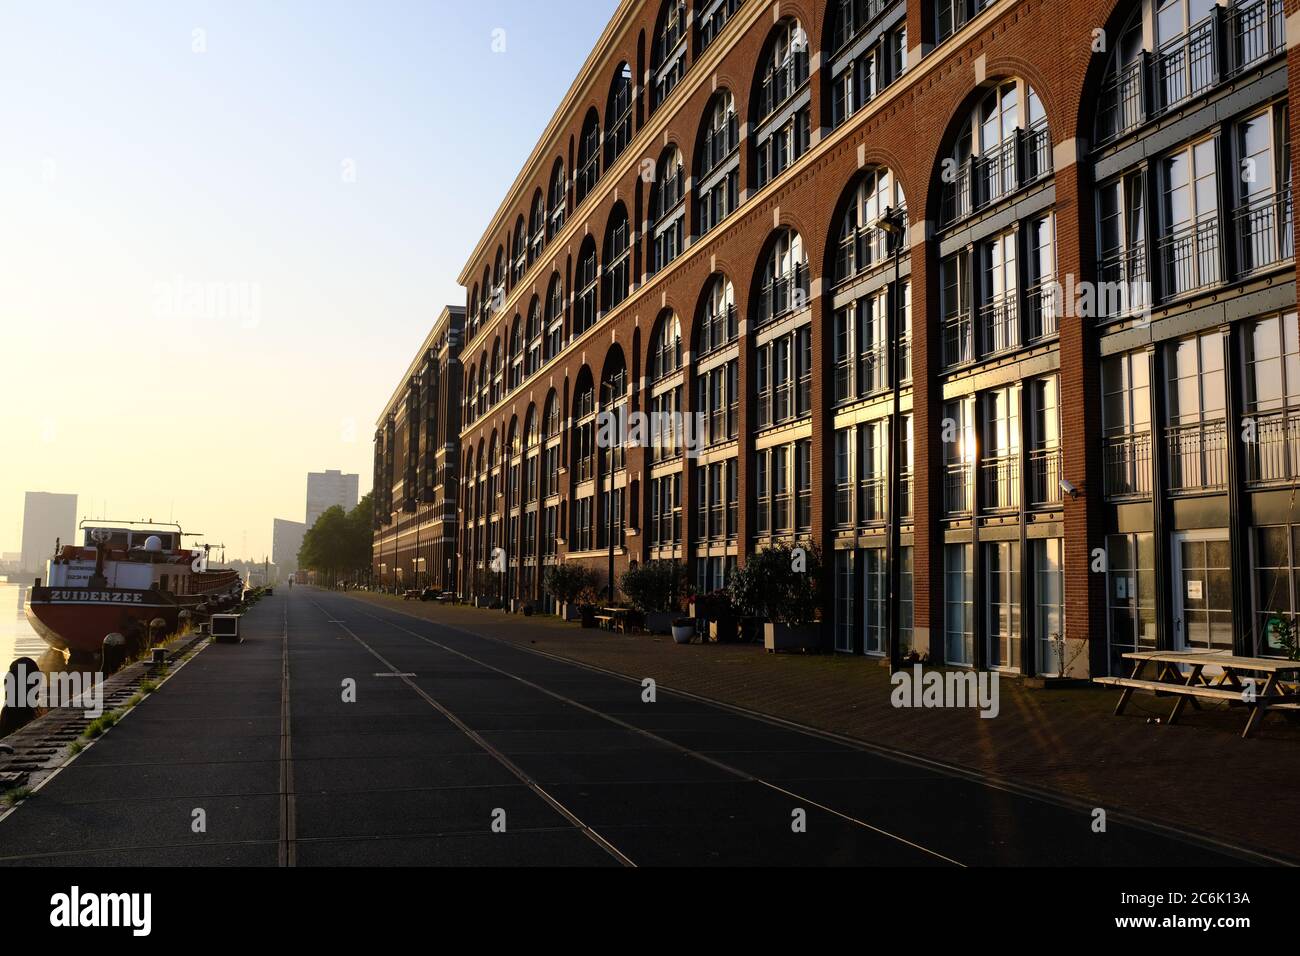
[
  {"left": 671, "top": 617, "right": 695, "bottom": 645},
  {"left": 694, "top": 590, "right": 737, "bottom": 643},
  {"left": 730, "top": 541, "right": 825, "bottom": 653},
  {"left": 544, "top": 563, "right": 600, "bottom": 625},
  {"left": 619, "top": 561, "right": 689, "bottom": 635}
]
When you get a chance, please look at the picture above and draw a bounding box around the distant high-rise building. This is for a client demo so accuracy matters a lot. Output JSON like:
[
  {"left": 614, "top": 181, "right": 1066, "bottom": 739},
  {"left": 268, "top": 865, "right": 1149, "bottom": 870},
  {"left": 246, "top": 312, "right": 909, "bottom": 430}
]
[
  {"left": 305, "top": 470, "right": 359, "bottom": 529},
  {"left": 272, "top": 518, "right": 307, "bottom": 573},
  {"left": 20, "top": 492, "right": 78, "bottom": 575}
]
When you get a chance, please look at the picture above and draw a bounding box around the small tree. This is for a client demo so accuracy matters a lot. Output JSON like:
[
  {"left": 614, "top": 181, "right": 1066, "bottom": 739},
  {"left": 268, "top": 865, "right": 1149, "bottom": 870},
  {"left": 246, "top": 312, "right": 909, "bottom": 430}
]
[
  {"left": 729, "top": 541, "right": 824, "bottom": 626},
  {"left": 619, "top": 561, "right": 689, "bottom": 614},
  {"left": 544, "top": 563, "right": 600, "bottom": 607}
]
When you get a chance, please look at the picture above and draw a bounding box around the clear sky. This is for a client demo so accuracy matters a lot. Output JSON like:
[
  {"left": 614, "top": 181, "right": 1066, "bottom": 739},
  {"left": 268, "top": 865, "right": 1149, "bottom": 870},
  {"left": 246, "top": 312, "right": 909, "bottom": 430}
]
[{"left": 0, "top": 0, "right": 618, "bottom": 562}]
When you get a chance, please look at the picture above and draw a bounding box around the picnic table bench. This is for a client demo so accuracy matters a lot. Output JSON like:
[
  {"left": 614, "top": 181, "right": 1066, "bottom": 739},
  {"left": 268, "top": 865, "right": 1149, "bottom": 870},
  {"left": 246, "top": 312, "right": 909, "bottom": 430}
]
[
  {"left": 1095, "top": 650, "right": 1300, "bottom": 738},
  {"left": 595, "top": 607, "right": 642, "bottom": 633}
]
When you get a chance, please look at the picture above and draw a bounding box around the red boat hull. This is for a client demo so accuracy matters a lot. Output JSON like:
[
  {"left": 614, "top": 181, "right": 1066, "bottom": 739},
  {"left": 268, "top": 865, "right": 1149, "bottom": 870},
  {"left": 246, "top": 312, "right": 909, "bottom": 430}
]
[{"left": 26, "top": 587, "right": 207, "bottom": 656}]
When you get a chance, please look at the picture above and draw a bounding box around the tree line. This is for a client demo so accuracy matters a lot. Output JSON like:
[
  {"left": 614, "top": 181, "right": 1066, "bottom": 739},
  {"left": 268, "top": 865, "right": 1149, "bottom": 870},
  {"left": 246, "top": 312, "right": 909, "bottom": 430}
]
[{"left": 297, "top": 493, "right": 373, "bottom": 586}]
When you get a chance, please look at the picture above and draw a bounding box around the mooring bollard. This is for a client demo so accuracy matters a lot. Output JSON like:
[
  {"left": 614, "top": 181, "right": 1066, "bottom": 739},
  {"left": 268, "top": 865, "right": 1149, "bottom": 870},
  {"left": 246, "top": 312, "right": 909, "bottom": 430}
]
[
  {"left": 102, "top": 633, "right": 127, "bottom": 674},
  {"left": 0, "top": 657, "right": 41, "bottom": 738},
  {"left": 151, "top": 648, "right": 167, "bottom": 666}
]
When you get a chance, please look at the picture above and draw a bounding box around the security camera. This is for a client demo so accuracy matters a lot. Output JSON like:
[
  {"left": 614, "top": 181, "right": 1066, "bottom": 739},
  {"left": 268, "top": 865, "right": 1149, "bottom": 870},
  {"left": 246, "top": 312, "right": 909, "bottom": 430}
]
[{"left": 1059, "top": 479, "right": 1080, "bottom": 500}]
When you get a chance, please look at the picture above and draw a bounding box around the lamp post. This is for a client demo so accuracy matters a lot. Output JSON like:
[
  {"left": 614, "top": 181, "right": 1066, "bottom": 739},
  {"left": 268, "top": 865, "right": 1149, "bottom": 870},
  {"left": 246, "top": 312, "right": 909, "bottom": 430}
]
[{"left": 873, "top": 205, "right": 906, "bottom": 673}]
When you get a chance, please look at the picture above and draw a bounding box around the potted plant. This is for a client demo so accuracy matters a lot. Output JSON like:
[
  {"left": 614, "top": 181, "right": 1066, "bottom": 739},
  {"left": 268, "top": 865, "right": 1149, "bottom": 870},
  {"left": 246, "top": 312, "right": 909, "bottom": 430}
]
[
  {"left": 729, "top": 541, "right": 825, "bottom": 653},
  {"left": 671, "top": 617, "right": 696, "bottom": 644},
  {"left": 694, "top": 590, "right": 737, "bottom": 643},
  {"left": 619, "top": 561, "right": 689, "bottom": 635},
  {"left": 544, "top": 563, "right": 600, "bottom": 625}
]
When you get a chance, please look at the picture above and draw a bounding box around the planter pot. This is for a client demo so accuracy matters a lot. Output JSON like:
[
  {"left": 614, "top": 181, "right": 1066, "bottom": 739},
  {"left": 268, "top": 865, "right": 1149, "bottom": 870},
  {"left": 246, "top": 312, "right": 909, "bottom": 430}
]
[
  {"left": 739, "top": 616, "right": 764, "bottom": 644},
  {"left": 644, "top": 611, "right": 675, "bottom": 635},
  {"left": 579, "top": 606, "right": 597, "bottom": 629},
  {"left": 764, "top": 622, "right": 821, "bottom": 653},
  {"left": 671, "top": 623, "right": 695, "bottom": 644},
  {"left": 709, "top": 617, "right": 738, "bottom": 644},
  {"left": 560, "top": 602, "right": 584, "bottom": 623}
]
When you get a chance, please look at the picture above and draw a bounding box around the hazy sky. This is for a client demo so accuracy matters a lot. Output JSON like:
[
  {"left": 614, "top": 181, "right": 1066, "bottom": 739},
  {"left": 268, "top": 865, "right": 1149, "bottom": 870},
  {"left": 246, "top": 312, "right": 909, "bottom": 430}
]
[{"left": 0, "top": 0, "right": 617, "bottom": 561}]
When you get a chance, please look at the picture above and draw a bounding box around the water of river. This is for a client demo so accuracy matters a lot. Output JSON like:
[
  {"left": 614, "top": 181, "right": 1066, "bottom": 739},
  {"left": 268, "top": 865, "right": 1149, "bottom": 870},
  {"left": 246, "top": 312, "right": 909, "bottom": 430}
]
[{"left": 0, "top": 578, "right": 66, "bottom": 673}]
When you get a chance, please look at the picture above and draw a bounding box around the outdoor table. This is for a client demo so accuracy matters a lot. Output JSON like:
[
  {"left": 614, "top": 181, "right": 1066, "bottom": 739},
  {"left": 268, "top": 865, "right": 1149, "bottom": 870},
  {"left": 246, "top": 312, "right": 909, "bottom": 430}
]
[{"left": 1094, "top": 650, "right": 1300, "bottom": 738}]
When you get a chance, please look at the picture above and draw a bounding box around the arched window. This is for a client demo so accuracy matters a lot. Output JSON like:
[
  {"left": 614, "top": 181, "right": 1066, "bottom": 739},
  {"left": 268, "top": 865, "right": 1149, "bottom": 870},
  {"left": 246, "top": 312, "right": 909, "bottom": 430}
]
[
  {"left": 600, "top": 350, "right": 630, "bottom": 479},
  {"left": 936, "top": 0, "right": 994, "bottom": 45},
  {"left": 651, "top": 311, "right": 682, "bottom": 379},
  {"left": 606, "top": 63, "right": 634, "bottom": 166},
  {"left": 528, "top": 191, "right": 546, "bottom": 263},
  {"left": 548, "top": 158, "right": 567, "bottom": 236},
  {"left": 577, "top": 109, "right": 601, "bottom": 204},
  {"left": 698, "top": 274, "right": 737, "bottom": 355},
  {"left": 526, "top": 297, "right": 542, "bottom": 376},
  {"left": 698, "top": 0, "right": 742, "bottom": 53},
  {"left": 508, "top": 316, "right": 524, "bottom": 391},
  {"left": 827, "top": 0, "right": 908, "bottom": 127},
  {"left": 490, "top": 339, "right": 503, "bottom": 406},
  {"left": 544, "top": 390, "right": 561, "bottom": 441},
  {"left": 651, "top": 147, "right": 685, "bottom": 273},
  {"left": 698, "top": 89, "right": 739, "bottom": 235},
  {"left": 511, "top": 216, "right": 527, "bottom": 286},
  {"left": 757, "top": 228, "right": 808, "bottom": 326},
  {"left": 941, "top": 78, "right": 1049, "bottom": 225},
  {"left": 480, "top": 267, "right": 493, "bottom": 325},
  {"left": 652, "top": 0, "right": 688, "bottom": 112},
  {"left": 754, "top": 19, "right": 810, "bottom": 189},
  {"left": 492, "top": 247, "right": 505, "bottom": 303},
  {"left": 835, "top": 167, "right": 907, "bottom": 284},
  {"left": 468, "top": 286, "right": 480, "bottom": 339},
  {"left": 545, "top": 273, "right": 565, "bottom": 359},
  {"left": 603, "top": 203, "right": 631, "bottom": 311},
  {"left": 575, "top": 238, "right": 599, "bottom": 336}
]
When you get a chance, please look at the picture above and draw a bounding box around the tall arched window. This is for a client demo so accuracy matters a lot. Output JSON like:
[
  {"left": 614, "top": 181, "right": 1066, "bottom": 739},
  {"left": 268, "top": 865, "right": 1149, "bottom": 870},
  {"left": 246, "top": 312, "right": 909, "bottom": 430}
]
[
  {"left": 511, "top": 216, "right": 527, "bottom": 286},
  {"left": 468, "top": 285, "right": 480, "bottom": 339},
  {"left": 528, "top": 190, "right": 546, "bottom": 264},
  {"left": 492, "top": 247, "right": 505, "bottom": 303},
  {"left": 603, "top": 203, "right": 631, "bottom": 311},
  {"left": 577, "top": 109, "right": 601, "bottom": 204},
  {"left": 606, "top": 63, "right": 634, "bottom": 165},
  {"left": 756, "top": 228, "right": 808, "bottom": 326},
  {"left": 545, "top": 272, "right": 565, "bottom": 359},
  {"left": 490, "top": 339, "right": 503, "bottom": 406},
  {"left": 698, "top": 90, "right": 739, "bottom": 235},
  {"left": 574, "top": 238, "right": 599, "bottom": 336},
  {"left": 652, "top": 0, "right": 688, "bottom": 112},
  {"left": 508, "top": 316, "right": 524, "bottom": 391},
  {"left": 698, "top": 0, "right": 742, "bottom": 53},
  {"left": 835, "top": 166, "right": 907, "bottom": 284},
  {"left": 650, "top": 311, "right": 682, "bottom": 379},
  {"left": 698, "top": 274, "right": 737, "bottom": 355},
  {"left": 548, "top": 158, "right": 567, "bottom": 237},
  {"left": 827, "top": 0, "right": 907, "bottom": 127},
  {"left": 942, "top": 78, "right": 1049, "bottom": 225},
  {"left": 753, "top": 19, "right": 810, "bottom": 189},
  {"left": 526, "top": 297, "right": 542, "bottom": 376},
  {"left": 651, "top": 146, "right": 685, "bottom": 273}
]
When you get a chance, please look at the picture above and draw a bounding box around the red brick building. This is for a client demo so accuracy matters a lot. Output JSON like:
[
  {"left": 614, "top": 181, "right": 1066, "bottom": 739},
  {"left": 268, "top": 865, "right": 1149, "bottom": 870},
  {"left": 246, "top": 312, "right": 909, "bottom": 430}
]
[
  {"left": 446, "top": 0, "right": 1296, "bottom": 677},
  {"left": 373, "top": 306, "right": 465, "bottom": 593}
]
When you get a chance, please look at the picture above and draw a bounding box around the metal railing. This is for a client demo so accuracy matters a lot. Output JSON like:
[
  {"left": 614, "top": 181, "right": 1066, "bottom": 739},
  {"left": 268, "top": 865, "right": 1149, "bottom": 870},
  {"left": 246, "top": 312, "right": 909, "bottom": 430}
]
[
  {"left": 701, "top": 118, "right": 739, "bottom": 173},
  {"left": 835, "top": 223, "right": 893, "bottom": 283},
  {"left": 757, "top": 265, "right": 808, "bottom": 326},
  {"left": 941, "top": 122, "right": 1052, "bottom": 227},
  {"left": 981, "top": 455, "right": 1020, "bottom": 513},
  {"left": 1166, "top": 419, "right": 1229, "bottom": 493},
  {"left": 1026, "top": 282, "right": 1058, "bottom": 341},
  {"left": 1235, "top": 187, "right": 1294, "bottom": 275},
  {"left": 832, "top": 0, "right": 891, "bottom": 53},
  {"left": 1097, "top": 242, "right": 1150, "bottom": 320},
  {"left": 1097, "top": 58, "right": 1146, "bottom": 143},
  {"left": 1103, "top": 432, "right": 1153, "bottom": 499},
  {"left": 945, "top": 462, "right": 974, "bottom": 516},
  {"left": 698, "top": 305, "right": 738, "bottom": 355},
  {"left": 857, "top": 476, "right": 888, "bottom": 527},
  {"left": 1028, "top": 447, "right": 1063, "bottom": 508},
  {"left": 943, "top": 311, "right": 973, "bottom": 368},
  {"left": 1244, "top": 408, "right": 1300, "bottom": 486},
  {"left": 1152, "top": 17, "right": 1217, "bottom": 115},
  {"left": 979, "top": 293, "right": 1019, "bottom": 356},
  {"left": 758, "top": 53, "right": 809, "bottom": 120},
  {"left": 1157, "top": 213, "right": 1221, "bottom": 298},
  {"left": 1228, "top": 0, "right": 1285, "bottom": 77}
]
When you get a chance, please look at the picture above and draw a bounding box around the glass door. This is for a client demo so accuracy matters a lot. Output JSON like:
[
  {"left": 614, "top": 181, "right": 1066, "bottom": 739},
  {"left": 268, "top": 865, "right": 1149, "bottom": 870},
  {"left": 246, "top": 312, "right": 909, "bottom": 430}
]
[{"left": 1171, "top": 530, "right": 1233, "bottom": 651}]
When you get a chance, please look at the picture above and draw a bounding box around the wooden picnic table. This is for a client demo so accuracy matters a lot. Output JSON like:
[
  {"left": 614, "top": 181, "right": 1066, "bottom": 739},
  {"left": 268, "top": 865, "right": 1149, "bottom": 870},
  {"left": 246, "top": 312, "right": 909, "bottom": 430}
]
[
  {"left": 1094, "top": 649, "right": 1300, "bottom": 738},
  {"left": 596, "top": 607, "right": 638, "bottom": 633}
]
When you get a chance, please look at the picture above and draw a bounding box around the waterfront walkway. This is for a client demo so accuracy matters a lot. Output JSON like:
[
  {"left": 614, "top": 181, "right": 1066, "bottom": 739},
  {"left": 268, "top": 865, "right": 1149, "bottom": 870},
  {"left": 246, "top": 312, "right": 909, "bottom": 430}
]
[{"left": 0, "top": 589, "right": 1279, "bottom": 866}]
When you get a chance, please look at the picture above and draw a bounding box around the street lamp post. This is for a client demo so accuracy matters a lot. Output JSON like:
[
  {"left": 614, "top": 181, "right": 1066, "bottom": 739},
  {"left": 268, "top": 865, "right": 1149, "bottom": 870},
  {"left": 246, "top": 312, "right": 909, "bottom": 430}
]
[{"left": 874, "top": 205, "right": 906, "bottom": 673}]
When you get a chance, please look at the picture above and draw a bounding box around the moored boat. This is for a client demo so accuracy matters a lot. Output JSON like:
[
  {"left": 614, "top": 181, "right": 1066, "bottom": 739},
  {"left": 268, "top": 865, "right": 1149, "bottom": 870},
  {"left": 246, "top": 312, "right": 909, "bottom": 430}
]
[{"left": 25, "top": 521, "right": 243, "bottom": 656}]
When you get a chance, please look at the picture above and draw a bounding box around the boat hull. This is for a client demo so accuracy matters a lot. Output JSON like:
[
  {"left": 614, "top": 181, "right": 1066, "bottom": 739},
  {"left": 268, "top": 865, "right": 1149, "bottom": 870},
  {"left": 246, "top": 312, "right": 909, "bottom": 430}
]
[{"left": 25, "top": 586, "right": 222, "bottom": 656}]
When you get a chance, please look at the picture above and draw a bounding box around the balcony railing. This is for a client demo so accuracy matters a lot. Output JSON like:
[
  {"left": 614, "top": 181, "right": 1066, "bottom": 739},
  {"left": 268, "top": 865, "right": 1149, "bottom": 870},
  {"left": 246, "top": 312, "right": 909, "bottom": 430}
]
[
  {"left": 1235, "top": 187, "right": 1294, "bottom": 276},
  {"left": 701, "top": 118, "right": 739, "bottom": 173},
  {"left": 857, "top": 476, "right": 888, "bottom": 527},
  {"left": 1158, "top": 213, "right": 1221, "bottom": 298},
  {"left": 758, "top": 53, "right": 808, "bottom": 120},
  {"left": 979, "top": 293, "right": 1018, "bottom": 357},
  {"left": 1166, "top": 419, "right": 1229, "bottom": 493},
  {"left": 757, "top": 265, "right": 808, "bottom": 326},
  {"left": 945, "top": 462, "right": 974, "bottom": 516},
  {"left": 835, "top": 223, "right": 895, "bottom": 284},
  {"left": 1096, "top": 2, "right": 1284, "bottom": 146},
  {"left": 981, "top": 455, "right": 1020, "bottom": 513},
  {"left": 941, "top": 122, "right": 1052, "bottom": 227},
  {"left": 943, "top": 311, "right": 973, "bottom": 368},
  {"left": 1104, "top": 432, "right": 1153, "bottom": 499},
  {"left": 1028, "top": 447, "right": 1063, "bottom": 508},
  {"left": 1244, "top": 408, "right": 1300, "bottom": 486},
  {"left": 1026, "top": 281, "right": 1058, "bottom": 341},
  {"left": 832, "top": 0, "right": 891, "bottom": 53},
  {"left": 1097, "top": 242, "right": 1150, "bottom": 320}
]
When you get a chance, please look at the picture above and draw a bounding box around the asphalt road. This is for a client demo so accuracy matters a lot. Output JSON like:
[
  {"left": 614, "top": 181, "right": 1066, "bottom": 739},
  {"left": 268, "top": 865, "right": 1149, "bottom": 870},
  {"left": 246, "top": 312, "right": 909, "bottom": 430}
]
[{"left": 0, "top": 589, "right": 1263, "bottom": 866}]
